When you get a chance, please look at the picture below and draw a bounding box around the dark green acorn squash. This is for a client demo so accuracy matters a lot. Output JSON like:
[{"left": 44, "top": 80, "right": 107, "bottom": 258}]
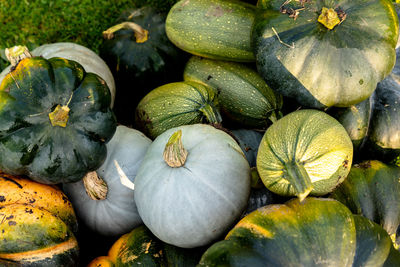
[
  {"left": 330, "top": 47, "right": 400, "bottom": 164},
  {"left": 331, "top": 160, "right": 400, "bottom": 249},
  {"left": 166, "top": 0, "right": 256, "bottom": 62},
  {"left": 100, "top": 6, "right": 188, "bottom": 126},
  {"left": 135, "top": 81, "right": 221, "bottom": 139},
  {"left": 199, "top": 197, "right": 400, "bottom": 267},
  {"left": 184, "top": 56, "right": 282, "bottom": 129},
  {"left": 0, "top": 47, "right": 117, "bottom": 184},
  {"left": 252, "top": 0, "right": 398, "bottom": 109}
]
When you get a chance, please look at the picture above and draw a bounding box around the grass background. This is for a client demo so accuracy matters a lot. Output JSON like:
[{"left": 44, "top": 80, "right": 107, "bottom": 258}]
[{"left": 0, "top": 0, "right": 178, "bottom": 69}]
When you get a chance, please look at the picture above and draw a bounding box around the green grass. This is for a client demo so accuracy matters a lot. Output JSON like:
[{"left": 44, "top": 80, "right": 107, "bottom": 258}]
[{"left": 0, "top": 0, "right": 178, "bottom": 61}]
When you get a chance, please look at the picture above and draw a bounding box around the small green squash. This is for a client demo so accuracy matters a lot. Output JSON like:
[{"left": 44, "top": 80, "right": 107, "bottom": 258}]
[
  {"left": 134, "top": 124, "right": 251, "bottom": 248},
  {"left": 331, "top": 160, "right": 400, "bottom": 249},
  {"left": 257, "top": 109, "right": 353, "bottom": 201},
  {"left": 135, "top": 81, "right": 221, "bottom": 139},
  {"left": 0, "top": 46, "right": 117, "bottom": 184},
  {"left": 99, "top": 6, "right": 187, "bottom": 126},
  {"left": 252, "top": 0, "right": 398, "bottom": 109},
  {"left": 184, "top": 56, "right": 282, "bottom": 129},
  {"left": 166, "top": 0, "right": 256, "bottom": 62}
]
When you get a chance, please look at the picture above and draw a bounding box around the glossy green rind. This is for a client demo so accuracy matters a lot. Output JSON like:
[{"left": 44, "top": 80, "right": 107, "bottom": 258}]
[
  {"left": 331, "top": 160, "right": 400, "bottom": 248},
  {"left": 253, "top": 0, "right": 399, "bottom": 108},
  {"left": 184, "top": 56, "right": 282, "bottom": 128},
  {"left": 135, "top": 81, "right": 221, "bottom": 139},
  {"left": 166, "top": 0, "right": 256, "bottom": 62},
  {"left": 199, "top": 198, "right": 356, "bottom": 267},
  {"left": 257, "top": 109, "right": 353, "bottom": 198},
  {"left": 0, "top": 57, "right": 116, "bottom": 184}
]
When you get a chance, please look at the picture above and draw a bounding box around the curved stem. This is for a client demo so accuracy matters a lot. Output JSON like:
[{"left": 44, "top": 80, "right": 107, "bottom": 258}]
[
  {"left": 5, "top": 45, "right": 32, "bottom": 67},
  {"left": 83, "top": 171, "right": 108, "bottom": 200},
  {"left": 283, "top": 160, "right": 313, "bottom": 202},
  {"left": 163, "top": 130, "right": 188, "bottom": 168},
  {"left": 199, "top": 103, "right": 222, "bottom": 124},
  {"left": 103, "top": 21, "right": 149, "bottom": 43}
]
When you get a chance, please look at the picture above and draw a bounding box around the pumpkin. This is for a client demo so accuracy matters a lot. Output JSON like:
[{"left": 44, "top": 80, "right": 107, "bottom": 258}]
[
  {"left": 184, "top": 56, "right": 283, "bottom": 129},
  {"left": 134, "top": 124, "right": 251, "bottom": 248},
  {"left": 63, "top": 125, "right": 152, "bottom": 236},
  {"left": 88, "top": 225, "right": 204, "bottom": 267},
  {"left": 198, "top": 197, "right": 399, "bottom": 267},
  {"left": 0, "top": 173, "right": 79, "bottom": 266},
  {"left": 330, "top": 47, "right": 400, "bottom": 164},
  {"left": 0, "top": 46, "right": 117, "bottom": 184},
  {"left": 231, "top": 129, "right": 264, "bottom": 167},
  {"left": 99, "top": 6, "right": 188, "bottom": 126},
  {"left": 252, "top": 0, "right": 398, "bottom": 109},
  {"left": 166, "top": 0, "right": 256, "bottom": 62},
  {"left": 135, "top": 81, "right": 222, "bottom": 139},
  {"left": 331, "top": 160, "right": 400, "bottom": 249},
  {"left": 257, "top": 109, "right": 353, "bottom": 201},
  {"left": 0, "top": 42, "right": 116, "bottom": 107}
]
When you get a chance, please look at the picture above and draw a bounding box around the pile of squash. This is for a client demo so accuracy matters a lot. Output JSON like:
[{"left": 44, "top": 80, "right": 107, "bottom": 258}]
[{"left": 1, "top": 0, "right": 400, "bottom": 266}]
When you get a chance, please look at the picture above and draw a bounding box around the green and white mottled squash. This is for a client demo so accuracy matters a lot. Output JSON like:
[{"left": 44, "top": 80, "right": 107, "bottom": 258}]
[
  {"left": 257, "top": 109, "right": 353, "bottom": 201},
  {"left": 134, "top": 124, "right": 251, "bottom": 248}
]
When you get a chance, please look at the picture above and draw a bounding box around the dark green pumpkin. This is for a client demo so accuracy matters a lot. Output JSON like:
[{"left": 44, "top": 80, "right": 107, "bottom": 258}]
[
  {"left": 184, "top": 56, "right": 282, "bottom": 129},
  {"left": 100, "top": 6, "right": 188, "bottom": 126},
  {"left": 166, "top": 0, "right": 256, "bottom": 62},
  {"left": 252, "top": 0, "right": 398, "bottom": 109},
  {"left": 0, "top": 52, "right": 116, "bottom": 184},
  {"left": 331, "top": 160, "right": 400, "bottom": 249},
  {"left": 135, "top": 81, "right": 221, "bottom": 139}
]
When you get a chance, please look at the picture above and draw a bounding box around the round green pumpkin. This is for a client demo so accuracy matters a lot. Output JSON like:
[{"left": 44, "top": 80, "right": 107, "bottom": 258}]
[
  {"left": 257, "top": 109, "right": 353, "bottom": 201},
  {"left": 331, "top": 160, "right": 400, "bottom": 248},
  {"left": 252, "top": 0, "right": 398, "bottom": 109},
  {"left": 0, "top": 49, "right": 117, "bottom": 184},
  {"left": 135, "top": 81, "right": 221, "bottom": 139},
  {"left": 100, "top": 6, "right": 187, "bottom": 126},
  {"left": 184, "top": 56, "right": 282, "bottom": 129}
]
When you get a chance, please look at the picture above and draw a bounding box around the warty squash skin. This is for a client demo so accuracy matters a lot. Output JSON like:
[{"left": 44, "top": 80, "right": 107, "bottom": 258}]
[
  {"left": 166, "top": 0, "right": 256, "bottom": 62},
  {"left": 252, "top": 0, "right": 399, "bottom": 109},
  {"left": 0, "top": 51, "right": 117, "bottom": 184}
]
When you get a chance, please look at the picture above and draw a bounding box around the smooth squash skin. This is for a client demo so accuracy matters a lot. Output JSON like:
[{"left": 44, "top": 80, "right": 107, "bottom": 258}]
[
  {"left": 256, "top": 109, "right": 353, "bottom": 201},
  {"left": 0, "top": 56, "right": 117, "bottom": 184},
  {"left": 331, "top": 160, "right": 400, "bottom": 249},
  {"left": 166, "top": 0, "right": 256, "bottom": 62},
  {"left": 184, "top": 56, "right": 282, "bottom": 129},
  {"left": 252, "top": 0, "right": 398, "bottom": 109}
]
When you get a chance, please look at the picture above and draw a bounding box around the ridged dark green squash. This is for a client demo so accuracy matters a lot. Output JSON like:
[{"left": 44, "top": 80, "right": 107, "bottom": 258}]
[
  {"left": 0, "top": 49, "right": 117, "bottom": 184},
  {"left": 198, "top": 198, "right": 400, "bottom": 267},
  {"left": 135, "top": 81, "right": 221, "bottom": 139},
  {"left": 184, "top": 56, "right": 282, "bottom": 129},
  {"left": 331, "top": 160, "right": 400, "bottom": 249},
  {"left": 88, "top": 225, "right": 204, "bottom": 267},
  {"left": 166, "top": 0, "right": 256, "bottom": 62},
  {"left": 100, "top": 6, "right": 187, "bottom": 126},
  {"left": 252, "top": 0, "right": 398, "bottom": 109},
  {"left": 257, "top": 109, "right": 353, "bottom": 201}
]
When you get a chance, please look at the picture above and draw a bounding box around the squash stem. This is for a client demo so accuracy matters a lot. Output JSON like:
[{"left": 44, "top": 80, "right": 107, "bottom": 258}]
[
  {"left": 199, "top": 103, "right": 222, "bottom": 124},
  {"left": 283, "top": 160, "right": 313, "bottom": 202},
  {"left": 5, "top": 45, "right": 32, "bottom": 67},
  {"left": 318, "top": 7, "right": 341, "bottom": 30},
  {"left": 103, "top": 22, "right": 149, "bottom": 43},
  {"left": 163, "top": 130, "right": 188, "bottom": 168},
  {"left": 83, "top": 171, "right": 108, "bottom": 200}
]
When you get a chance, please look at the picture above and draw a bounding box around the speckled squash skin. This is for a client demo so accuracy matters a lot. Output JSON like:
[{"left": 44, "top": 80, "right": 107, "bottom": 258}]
[
  {"left": 0, "top": 56, "right": 117, "bottom": 184},
  {"left": 166, "top": 0, "right": 256, "bottom": 62},
  {"left": 184, "top": 56, "right": 282, "bottom": 129},
  {"left": 0, "top": 173, "right": 79, "bottom": 266},
  {"left": 253, "top": 0, "right": 398, "bottom": 109}
]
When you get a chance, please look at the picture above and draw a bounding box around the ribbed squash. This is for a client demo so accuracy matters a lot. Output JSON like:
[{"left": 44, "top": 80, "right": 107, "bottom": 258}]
[
  {"left": 331, "top": 160, "right": 400, "bottom": 249},
  {"left": 252, "top": 0, "right": 398, "bottom": 109},
  {"left": 0, "top": 173, "right": 79, "bottom": 266},
  {"left": 184, "top": 56, "right": 282, "bottom": 129},
  {"left": 0, "top": 46, "right": 117, "bottom": 184},
  {"left": 166, "top": 0, "right": 256, "bottom": 62}
]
